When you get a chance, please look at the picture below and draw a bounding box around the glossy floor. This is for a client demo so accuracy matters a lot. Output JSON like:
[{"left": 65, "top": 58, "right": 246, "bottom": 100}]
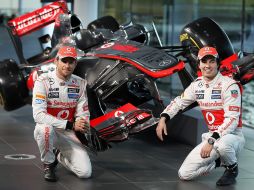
[{"left": 1, "top": 105, "right": 254, "bottom": 190}]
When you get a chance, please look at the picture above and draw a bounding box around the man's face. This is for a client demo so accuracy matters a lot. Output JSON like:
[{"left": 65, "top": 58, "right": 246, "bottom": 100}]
[
  {"left": 55, "top": 57, "right": 77, "bottom": 78},
  {"left": 198, "top": 56, "right": 219, "bottom": 81}
]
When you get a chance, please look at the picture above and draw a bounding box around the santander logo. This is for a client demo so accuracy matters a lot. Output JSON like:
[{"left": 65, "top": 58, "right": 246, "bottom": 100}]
[{"left": 12, "top": 5, "right": 60, "bottom": 31}]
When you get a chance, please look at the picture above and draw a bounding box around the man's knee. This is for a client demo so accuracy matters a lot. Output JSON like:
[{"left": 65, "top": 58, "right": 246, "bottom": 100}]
[
  {"left": 75, "top": 167, "right": 92, "bottom": 178},
  {"left": 178, "top": 168, "right": 194, "bottom": 181},
  {"left": 217, "top": 142, "right": 233, "bottom": 157}
]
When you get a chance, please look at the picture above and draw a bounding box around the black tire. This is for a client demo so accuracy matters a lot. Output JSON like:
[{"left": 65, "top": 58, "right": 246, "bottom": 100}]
[
  {"left": 87, "top": 16, "right": 120, "bottom": 32},
  {"left": 0, "top": 59, "right": 28, "bottom": 111},
  {"left": 180, "top": 17, "right": 235, "bottom": 72}
]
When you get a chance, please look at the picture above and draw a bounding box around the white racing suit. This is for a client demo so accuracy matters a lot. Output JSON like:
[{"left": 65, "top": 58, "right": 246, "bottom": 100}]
[
  {"left": 33, "top": 70, "right": 91, "bottom": 178},
  {"left": 161, "top": 72, "right": 245, "bottom": 180}
]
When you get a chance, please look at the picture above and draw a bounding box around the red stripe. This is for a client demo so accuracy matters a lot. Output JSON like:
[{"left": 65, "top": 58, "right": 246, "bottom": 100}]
[
  {"left": 90, "top": 103, "right": 138, "bottom": 127},
  {"left": 47, "top": 107, "right": 76, "bottom": 122},
  {"left": 44, "top": 127, "right": 50, "bottom": 153}
]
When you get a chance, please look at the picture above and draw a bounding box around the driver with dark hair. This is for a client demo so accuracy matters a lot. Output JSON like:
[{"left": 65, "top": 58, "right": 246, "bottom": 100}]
[
  {"left": 156, "top": 46, "right": 245, "bottom": 186},
  {"left": 33, "top": 45, "right": 92, "bottom": 182}
]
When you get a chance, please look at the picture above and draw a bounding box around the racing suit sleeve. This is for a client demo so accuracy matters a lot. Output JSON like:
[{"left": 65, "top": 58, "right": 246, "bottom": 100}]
[
  {"left": 217, "top": 83, "right": 242, "bottom": 136},
  {"left": 161, "top": 82, "right": 196, "bottom": 120},
  {"left": 74, "top": 79, "right": 90, "bottom": 124},
  {"left": 32, "top": 78, "right": 67, "bottom": 129}
]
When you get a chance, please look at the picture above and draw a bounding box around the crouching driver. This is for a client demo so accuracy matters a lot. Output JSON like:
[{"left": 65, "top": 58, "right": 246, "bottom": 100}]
[
  {"left": 33, "top": 45, "right": 92, "bottom": 182},
  {"left": 156, "top": 46, "right": 245, "bottom": 186}
]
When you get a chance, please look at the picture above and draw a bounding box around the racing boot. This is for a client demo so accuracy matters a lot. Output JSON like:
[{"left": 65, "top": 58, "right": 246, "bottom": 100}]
[
  {"left": 44, "top": 163, "right": 58, "bottom": 182},
  {"left": 43, "top": 149, "right": 60, "bottom": 182},
  {"left": 216, "top": 163, "right": 238, "bottom": 186}
]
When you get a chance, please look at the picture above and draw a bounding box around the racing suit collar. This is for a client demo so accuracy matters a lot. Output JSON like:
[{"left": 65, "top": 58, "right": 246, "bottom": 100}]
[
  {"left": 202, "top": 72, "right": 221, "bottom": 88},
  {"left": 54, "top": 69, "right": 72, "bottom": 83}
]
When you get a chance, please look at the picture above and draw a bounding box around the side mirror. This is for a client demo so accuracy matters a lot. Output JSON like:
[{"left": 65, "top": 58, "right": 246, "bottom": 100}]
[
  {"left": 39, "top": 34, "right": 51, "bottom": 44},
  {"left": 38, "top": 34, "right": 51, "bottom": 50},
  {"left": 38, "top": 34, "right": 52, "bottom": 55}
]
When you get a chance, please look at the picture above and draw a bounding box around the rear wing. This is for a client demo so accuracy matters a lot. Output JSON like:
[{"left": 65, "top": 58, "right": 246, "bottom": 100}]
[{"left": 8, "top": 1, "right": 68, "bottom": 37}]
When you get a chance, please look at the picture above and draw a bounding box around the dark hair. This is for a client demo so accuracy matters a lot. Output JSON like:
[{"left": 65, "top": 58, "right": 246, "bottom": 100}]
[{"left": 197, "top": 56, "right": 220, "bottom": 71}]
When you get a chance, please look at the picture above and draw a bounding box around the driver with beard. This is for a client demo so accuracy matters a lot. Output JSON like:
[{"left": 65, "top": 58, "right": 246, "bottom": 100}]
[
  {"left": 33, "top": 45, "right": 92, "bottom": 182},
  {"left": 156, "top": 46, "right": 245, "bottom": 186}
]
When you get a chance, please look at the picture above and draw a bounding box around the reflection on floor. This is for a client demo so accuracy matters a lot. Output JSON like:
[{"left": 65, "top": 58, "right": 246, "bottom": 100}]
[{"left": 1, "top": 105, "right": 254, "bottom": 190}]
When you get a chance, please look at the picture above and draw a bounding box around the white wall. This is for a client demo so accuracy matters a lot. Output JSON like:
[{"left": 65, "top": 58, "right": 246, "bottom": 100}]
[
  {"left": 0, "top": 0, "right": 41, "bottom": 15},
  {"left": 73, "top": 0, "right": 98, "bottom": 28}
]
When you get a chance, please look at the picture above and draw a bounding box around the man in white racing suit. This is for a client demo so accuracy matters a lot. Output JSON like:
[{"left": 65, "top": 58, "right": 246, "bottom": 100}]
[
  {"left": 33, "top": 45, "right": 92, "bottom": 182},
  {"left": 156, "top": 46, "right": 245, "bottom": 186}
]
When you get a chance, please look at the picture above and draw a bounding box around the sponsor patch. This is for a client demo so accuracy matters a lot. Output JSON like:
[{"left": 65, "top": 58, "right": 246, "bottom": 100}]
[
  {"left": 59, "top": 82, "right": 65, "bottom": 86},
  {"left": 48, "top": 92, "right": 59, "bottom": 98},
  {"left": 214, "top": 82, "right": 222, "bottom": 89},
  {"left": 49, "top": 88, "right": 59, "bottom": 91},
  {"left": 196, "top": 94, "right": 204, "bottom": 99},
  {"left": 229, "top": 106, "right": 240, "bottom": 112},
  {"left": 198, "top": 82, "right": 203, "bottom": 88},
  {"left": 231, "top": 90, "right": 238, "bottom": 98},
  {"left": 67, "top": 88, "right": 80, "bottom": 93},
  {"left": 35, "top": 99, "right": 45, "bottom": 104},
  {"left": 212, "top": 90, "right": 221, "bottom": 94},
  {"left": 48, "top": 78, "right": 55, "bottom": 85},
  {"left": 35, "top": 94, "right": 46, "bottom": 99},
  {"left": 211, "top": 95, "right": 221, "bottom": 99},
  {"left": 68, "top": 84, "right": 79, "bottom": 88},
  {"left": 68, "top": 93, "right": 79, "bottom": 99},
  {"left": 195, "top": 90, "right": 204, "bottom": 93},
  {"left": 71, "top": 79, "right": 78, "bottom": 85},
  {"left": 199, "top": 101, "right": 223, "bottom": 107}
]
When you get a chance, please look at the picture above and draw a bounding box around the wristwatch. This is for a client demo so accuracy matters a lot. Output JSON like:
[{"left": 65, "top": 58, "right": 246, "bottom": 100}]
[{"left": 208, "top": 137, "right": 215, "bottom": 145}]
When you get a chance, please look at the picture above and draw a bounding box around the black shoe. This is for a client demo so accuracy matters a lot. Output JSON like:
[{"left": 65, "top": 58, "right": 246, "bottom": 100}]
[
  {"left": 44, "top": 163, "right": 58, "bottom": 182},
  {"left": 43, "top": 149, "right": 59, "bottom": 182},
  {"left": 216, "top": 164, "right": 238, "bottom": 186}
]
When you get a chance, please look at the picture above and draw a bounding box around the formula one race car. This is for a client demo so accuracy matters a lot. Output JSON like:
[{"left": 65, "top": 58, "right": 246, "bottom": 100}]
[{"left": 0, "top": 1, "right": 254, "bottom": 152}]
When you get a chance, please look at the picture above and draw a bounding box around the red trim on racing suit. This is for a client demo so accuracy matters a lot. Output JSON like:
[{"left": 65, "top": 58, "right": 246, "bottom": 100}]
[{"left": 32, "top": 70, "right": 90, "bottom": 129}]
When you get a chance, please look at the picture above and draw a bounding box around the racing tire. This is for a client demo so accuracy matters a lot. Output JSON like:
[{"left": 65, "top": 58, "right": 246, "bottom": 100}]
[
  {"left": 0, "top": 59, "right": 28, "bottom": 111},
  {"left": 87, "top": 15, "right": 120, "bottom": 32},
  {"left": 180, "top": 17, "right": 235, "bottom": 72}
]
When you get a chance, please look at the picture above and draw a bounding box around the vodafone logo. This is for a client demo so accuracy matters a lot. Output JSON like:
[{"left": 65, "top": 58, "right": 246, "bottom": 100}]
[
  {"left": 114, "top": 110, "right": 124, "bottom": 118},
  {"left": 57, "top": 110, "right": 70, "bottom": 119},
  {"left": 101, "top": 42, "right": 114, "bottom": 49},
  {"left": 205, "top": 112, "right": 215, "bottom": 125}
]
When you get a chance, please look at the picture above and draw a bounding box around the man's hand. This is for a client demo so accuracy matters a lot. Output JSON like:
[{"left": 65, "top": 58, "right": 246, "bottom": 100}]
[
  {"left": 156, "top": 117, "right": 167, "bottom": 141},
  {"left": 200, "top": 142, "right": 213, "bottom": 158},
  {"left": 73, "top": 118, "right": 90, "bottom": 133}
]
